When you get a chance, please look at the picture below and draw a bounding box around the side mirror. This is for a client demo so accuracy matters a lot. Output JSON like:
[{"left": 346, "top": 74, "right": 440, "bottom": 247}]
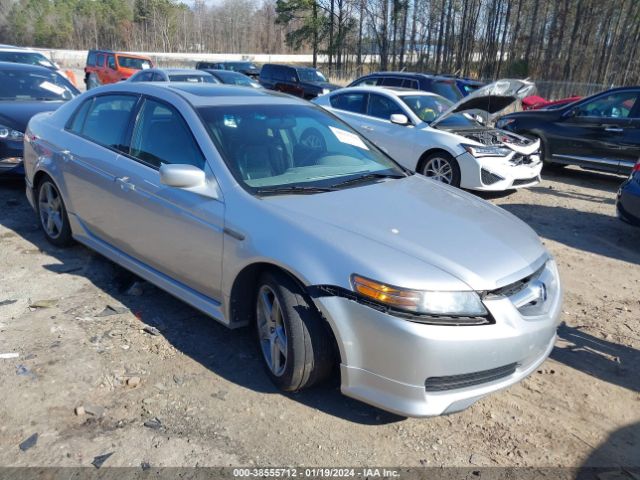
[
  {"left": 160, "top": 164, "right": 206, "bottom": 188},
  {"left": 390, "top": 113, "right": 410, "bottom": 126}
]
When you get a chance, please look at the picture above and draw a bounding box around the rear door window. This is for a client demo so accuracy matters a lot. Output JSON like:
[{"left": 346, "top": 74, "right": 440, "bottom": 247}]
[
  {"left": 96, "top": 54, "right": 105, "bottom": 67},
  {"left": 330, "top": 92, "right": 367, "bottom": 114},
  {"left": 402, "top": 79, "right": 419, "bottom": 89},
  {"left": 351, "top": 77, "right": 378, "bottom": 87},
  {"left": 381, "top": 77, "right": 404, "bottom": 87},
  {"left": 107, "top": 55, "right": 116, "bottom": 69},
  {"left": 78, "top": 94, "right": 138, "bottom": 151},
  {"left": 129, "top": 98, "right": 205, "bottom": 169}
]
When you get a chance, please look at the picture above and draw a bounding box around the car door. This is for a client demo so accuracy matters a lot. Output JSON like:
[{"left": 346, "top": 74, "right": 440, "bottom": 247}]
[
  {"left": 359, "top": 93, "right": 418, "bottom": 164},
  {"left": 63, "top": 94, "right": 140, "bottom": 245},
  {"left": 549, "top": 90, "right": 640, "bottom": 173},
  {"left": 111, "top": 97, "right": 225, "bottom": 300},
  {"left": 277, "top": 67, "right": 303, "bottom": 97},
  {"left": 96, "top": 54, "right": 107, "bottom": 83}
]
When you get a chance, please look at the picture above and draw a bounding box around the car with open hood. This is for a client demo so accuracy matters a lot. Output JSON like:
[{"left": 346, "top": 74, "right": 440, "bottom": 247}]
[
  {"left": 0, "top": 61, "right": 79, "bottom": 176},
  {"left": 23, "top": 82, "right": 561, "bottom": 417},
  {"left": 313, "top": 79, "right": 541, "bottom": 191}
]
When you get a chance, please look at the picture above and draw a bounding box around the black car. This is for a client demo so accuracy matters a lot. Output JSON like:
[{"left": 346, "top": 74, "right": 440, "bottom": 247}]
[
  {"left": 259, "top": 64, "right": 339, "bottom": 100},
  {"left": 196, "top": 61, "right": 260, "bottom": 79},
  {"left": 201, "top": 69, "right": 262, "bottom": 88},
  {"left": 617, "top": 159, "right": 640, "bottom": 225},
  {"left": 497, "top": 87, "right": 640, "bottom": 175},
  {"left": 0, "top": 62, "right": 79, "bottom": 176},
  {"left": 347, "top": 72, "right": 464, "bottom": 102}
]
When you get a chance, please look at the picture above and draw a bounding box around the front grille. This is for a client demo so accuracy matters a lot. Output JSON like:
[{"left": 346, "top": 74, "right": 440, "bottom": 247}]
[
  {"left": 481, "top": 168, "right": 504, "bottom": 185},
  {"left": 512, "top": 176, "right": 539, "bottom": 186},
  {"left": 424, "top": 363, "right": 518, "bottom": 392},
  {"left": 509, "top": 154, "right": 536, "bottom": 166}
]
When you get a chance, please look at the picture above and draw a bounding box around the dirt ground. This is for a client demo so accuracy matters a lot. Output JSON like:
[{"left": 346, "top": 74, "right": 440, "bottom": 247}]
[{"left": 0, "top": 166, "right": 639, "bottom": 470}]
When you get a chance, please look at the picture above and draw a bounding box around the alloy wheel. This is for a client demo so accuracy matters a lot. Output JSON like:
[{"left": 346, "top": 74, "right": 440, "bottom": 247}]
[
  {"left": 256, "top": 285, "right": 288, "bottom": 377},
  {"left": 38, "top": 181, "right": 64, "bottom": 239},
  {"left": 423, "top": 157, "right": 453, "bottom": 184}
]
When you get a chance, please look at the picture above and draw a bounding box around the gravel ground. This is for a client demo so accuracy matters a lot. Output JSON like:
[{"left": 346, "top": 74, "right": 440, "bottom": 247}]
[{"left": 0, "top": 167, "right": 638, "bottom": 470}]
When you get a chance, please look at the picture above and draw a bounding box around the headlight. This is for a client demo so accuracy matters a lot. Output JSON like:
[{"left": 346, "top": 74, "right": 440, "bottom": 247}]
[
  {"left": 462, "top": 144, "right": 512, "bottom": 158},
  {"left": 351, "top": 275, "right": 487, "bottom": 316},
  {"left": 322, "top": 88, "right": 331, "bottom": 95},
  {"left": 0, "top": 125, "right": 24, "bottom": 141},
  {"left": 496, "top": 118, "right": 515, "bottom": 129}
]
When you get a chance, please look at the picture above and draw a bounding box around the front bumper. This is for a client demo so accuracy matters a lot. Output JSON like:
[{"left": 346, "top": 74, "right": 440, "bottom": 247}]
[
  {"left": 616, "top": 177, "right": 640, "bottom": 226},
  {"left": 0, "top": 139, "right": 24, "bottom": 176},
  {"left": 314, "top": 271, "right": 562, "bottom": 417},
  {"left": 456, "top": 151, "right": 543, "bottom": 191}
]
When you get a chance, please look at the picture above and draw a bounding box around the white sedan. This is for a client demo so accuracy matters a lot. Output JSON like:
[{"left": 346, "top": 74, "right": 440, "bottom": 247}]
[{"left": 313, "top": 81, "right": 542, "bottom": 191}]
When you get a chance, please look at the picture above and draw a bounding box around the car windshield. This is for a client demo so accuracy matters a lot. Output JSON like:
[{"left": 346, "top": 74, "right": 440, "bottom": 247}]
[
  {"left": 0, "top": 69, "right": 78, "bottom": 101},
  {"left": 216, "top": 71, "right": 255, "bottom": 86},
  {"left": 431, "top": 80, "right": 463, "bottom": 102},
  {"left": 0, "top": 51, "right": 56, "bottom": 69},
  {"left": 198, "top": 104, "right": 406, "bottom": 193},
  {"left": 118, "top": 56, "right": 152, "bottom": 70},
  {"left": 400, "top": 94, "right": 478, "bottom": 126},
  {"left": 168, "top": 74, "right": 215, "bottom": 83},
  {"left": 297, "top": 68, "right": 327, "bottom": 83}
]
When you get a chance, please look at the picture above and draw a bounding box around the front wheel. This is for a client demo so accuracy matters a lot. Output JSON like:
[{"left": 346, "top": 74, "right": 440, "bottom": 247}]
[
  {"left": 37, "top": 178, "right": 73, "bottom": 247},
  {"left": 255, "top": 270, "right": 333, "bottom": 391},
  {"left": 420, "top": 152, "right": 461, "bottom": 187}
]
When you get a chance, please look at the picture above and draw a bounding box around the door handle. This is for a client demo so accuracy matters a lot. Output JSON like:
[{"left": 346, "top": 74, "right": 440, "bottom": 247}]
[
  {"left": 115, "top": 176, "right": 136, "bottom": 191},
  {"left": 604, "top": 126, "right": 624, "bottom": 133}
]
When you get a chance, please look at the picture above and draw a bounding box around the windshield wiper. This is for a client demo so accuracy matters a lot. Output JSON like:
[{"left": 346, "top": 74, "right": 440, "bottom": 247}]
[
  {"left": 331, "top": 172, "right": 405, "bottom": 189},
  {"left": 256, "top": 185, "right": 336, "bottom": 196}
]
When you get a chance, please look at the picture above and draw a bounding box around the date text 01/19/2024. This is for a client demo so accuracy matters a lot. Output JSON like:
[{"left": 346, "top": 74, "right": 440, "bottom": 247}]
[{"left": 232, "top": 468, "right": 401, "bottom": 478}]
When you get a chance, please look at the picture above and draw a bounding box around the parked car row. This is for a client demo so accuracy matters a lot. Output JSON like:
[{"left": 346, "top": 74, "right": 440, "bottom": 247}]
[{"left": 2, "top": 43, "right": 638, "bottom": 417}]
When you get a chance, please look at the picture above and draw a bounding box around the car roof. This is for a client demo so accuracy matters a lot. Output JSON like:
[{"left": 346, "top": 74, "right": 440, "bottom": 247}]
[
  {"left": 92, "top": 82, "right": 308, "bottom": 107},
  {"left": 340, "top": 85, "right": 439, "bottom": 97},
  {"left": 0, "top": 61, "right": 55, "bottom": 73},
  {"left": 156, "top": 68, "right": 212, "bottom": 74},
  {"left": 361, "top": 71, "right": 454, "bottom": 81},
  {"left": 0, "top": 45, "right": 39, "bottom": 53}
]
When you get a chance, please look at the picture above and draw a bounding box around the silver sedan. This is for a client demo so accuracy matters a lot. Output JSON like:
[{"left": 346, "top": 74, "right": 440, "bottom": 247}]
[{"left": 23, "top": 83, "right": 562, "bottom": 417}]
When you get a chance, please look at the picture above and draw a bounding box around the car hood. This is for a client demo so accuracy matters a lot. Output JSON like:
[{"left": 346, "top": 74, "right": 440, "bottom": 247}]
[
  {"left": 266, "top": 175, "right": 546, "bottom": 291},
  {"left": 431, "top": 78, "right": 536, "bottom": 127},
  {"left": 0, "top": 101, "right": 65, "bottom": 131}
]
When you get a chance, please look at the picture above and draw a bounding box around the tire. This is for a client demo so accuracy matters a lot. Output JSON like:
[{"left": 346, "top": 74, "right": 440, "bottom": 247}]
[
  {"left": 255, "top": 270, "right": 333, "bottom": 391},
  {"left": 420, "top": 152, "right": 461, "bottom": 187},
  {"left": 36, "top": 177, "right": 73, "bottom": 247}
]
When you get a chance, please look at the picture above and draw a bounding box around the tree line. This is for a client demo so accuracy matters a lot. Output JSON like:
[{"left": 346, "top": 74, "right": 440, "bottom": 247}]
[{"left": 0, "top": 0, "right": 638, "bottom": 88}]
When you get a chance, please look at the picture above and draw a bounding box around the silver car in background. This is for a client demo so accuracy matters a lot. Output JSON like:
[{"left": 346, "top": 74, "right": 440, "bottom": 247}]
[{"left": 23, "top": 83, "right": 562, "bottom": 417}]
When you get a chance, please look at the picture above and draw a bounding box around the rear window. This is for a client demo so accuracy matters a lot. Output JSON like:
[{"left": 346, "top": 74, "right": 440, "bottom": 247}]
[
  {"left": 87, "top": 51, "right": 97, "bottom": 66},
  {"left": 381, "top": 77, "right": 404, "bottom": 87},
  {"left": 168, "top": 74, "right": 215, "bottom": 83},
  {"left": 74, "top": 94, "right": 138, "bottom": 151}
]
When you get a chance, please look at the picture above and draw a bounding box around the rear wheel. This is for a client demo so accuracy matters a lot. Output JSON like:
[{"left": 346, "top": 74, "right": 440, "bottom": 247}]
[
  {"left": 255, "top": 270, "right": 333, "bottom": 391},
  {"left": 420, "top": 152, "right": 461, "bottom": 187},
  {"left": 37, "top": 178, "right": 73, "bottom": 247}
]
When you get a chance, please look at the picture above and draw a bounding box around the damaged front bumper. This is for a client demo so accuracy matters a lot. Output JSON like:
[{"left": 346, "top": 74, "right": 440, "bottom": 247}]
[{"left": 457, "top": 151, "right": 542, "bottom": 191}]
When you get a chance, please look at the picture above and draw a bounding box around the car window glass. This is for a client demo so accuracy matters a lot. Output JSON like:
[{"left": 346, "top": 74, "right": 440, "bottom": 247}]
[
  {"left": 97, "top": 54, "right": 105, "bottom": 67},
  {"left": 351, "top": 77, "right": 377, "bottom": 86},
  {"left": 367, "top": 94, "right": 403, "bottom": 120},
  {"left": 402, "top": 79, "right": 419, "bottom": 89},
  {"left": 81, "top": 95, "right": 137, "bottom": 151},
  {"left": 330, "top": 93, "right": 367, "bottom": 114},
  {"left": 198, "top": 104, "right": 403, "bottom": 191},
  {"left": 401, "top": 94, "right": 453, "bottom": 123},
  {"left": 431, "top": 81, "right": 463, "bottom": 102},
  {"left": 87, "top": 52, "right": 96, "bottom": 66},
  {"left": 381, "top": 77, "right": 404, "bottom": 87},
  {"left": 68, "top": 98, "right": 93, "bottom": 133},
  {"left": 575, "top": 92, "right": 639, "bottom": 119},
  {"left": 130, "top": 99, "right": 204, "bottom": 169},
  {"left": 107, "top": 55, "right": 116, "bottom": 69}
]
